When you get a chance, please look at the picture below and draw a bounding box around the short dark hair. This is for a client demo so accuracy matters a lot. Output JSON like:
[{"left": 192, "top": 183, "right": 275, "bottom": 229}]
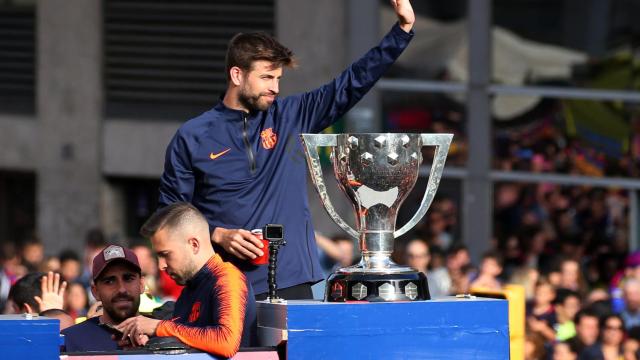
[
  {"left": 553, "top": 288, "right": 580, "bottom": 306},
  {"left": 481, "top": 251, "right": 504, "bottom": 267},
  {"left": 8, "top": 272, "right": 45, "bottom": 312},
  {"left": 574, "top": 308, "right": 599, "bottom": 325},
  {"left": 59, "top": 249, "right": 80, "bottom": 264},
  {"left": 85, "top": 228, "right": 107, "bottom": 249},
  {"left": 40, "top": 308, "right": 70, "bottom": 317},
  {"left": 225, "top": 32, "right": 296, "bottom": 80},
  {"left": 140, "top": 202, "right": 208, "bottom": 238}
]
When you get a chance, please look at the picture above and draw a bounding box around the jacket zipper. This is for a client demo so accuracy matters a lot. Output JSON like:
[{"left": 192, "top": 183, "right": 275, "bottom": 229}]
[{"left": 242, "top": 113, "right": 257, "bottom": 173}]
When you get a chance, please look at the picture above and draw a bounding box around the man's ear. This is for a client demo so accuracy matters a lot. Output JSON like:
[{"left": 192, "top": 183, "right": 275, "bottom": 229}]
[
  {"left": 24, "top": 303, "right": 34, "bottom": 314},
  {"left": 229, "top": 66, "right": 244, "bottom": 86},
  {"left": 90, "top": 283, "right": 101, "bottom": 302},
  {"left": 188, "top": 237, "right": 200, "bottom": 255}
]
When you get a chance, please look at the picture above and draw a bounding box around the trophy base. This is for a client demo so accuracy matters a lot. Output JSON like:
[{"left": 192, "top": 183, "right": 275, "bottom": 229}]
[{"left": 324, "top": 271, "right": 431, "bottom": 302}]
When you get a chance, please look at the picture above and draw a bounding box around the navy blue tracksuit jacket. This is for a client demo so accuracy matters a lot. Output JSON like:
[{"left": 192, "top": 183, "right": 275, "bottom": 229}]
[{"left": 159, "top": 23, "right": 414, "bottom": 295}]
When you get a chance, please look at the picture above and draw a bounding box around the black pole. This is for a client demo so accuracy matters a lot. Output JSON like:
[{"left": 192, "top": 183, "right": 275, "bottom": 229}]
[{"left": 268, "top": 244, "right": 279, "bottom": 300}]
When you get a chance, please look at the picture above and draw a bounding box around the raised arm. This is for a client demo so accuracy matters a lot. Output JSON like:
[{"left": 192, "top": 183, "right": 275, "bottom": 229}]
[{"left": 288, "top": 1, "right": 415, "bottom": 134}]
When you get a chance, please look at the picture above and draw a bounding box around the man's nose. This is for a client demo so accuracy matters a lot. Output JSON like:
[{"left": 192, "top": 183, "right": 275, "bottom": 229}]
[
  {"left": 270, "top": 79, "right": 279, "bottom": 94},
  {"left": 158, "top": 257, "right": 167, "bottom": 271}
]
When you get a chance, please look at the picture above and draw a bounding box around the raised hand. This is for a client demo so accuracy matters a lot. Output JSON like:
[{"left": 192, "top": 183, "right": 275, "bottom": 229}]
[
  {"left": 34, "top": 271, "right": 67, "bottom": 312},
  {"left": 390, "top": 0, "right": 415, "bottom": 33}
]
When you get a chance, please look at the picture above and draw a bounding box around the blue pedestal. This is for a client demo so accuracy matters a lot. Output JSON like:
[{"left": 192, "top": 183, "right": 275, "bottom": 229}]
[
  {"left": 258, "top": 297, "right": 510, "bottom": 359},
  {"left": 0, "top": 314, "right": 59, "bottom": 360}
]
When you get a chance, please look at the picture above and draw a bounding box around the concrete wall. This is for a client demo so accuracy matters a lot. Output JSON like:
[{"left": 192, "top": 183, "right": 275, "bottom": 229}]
[{"left": 36, "top": 0, "right": 103, "bottom": 252}]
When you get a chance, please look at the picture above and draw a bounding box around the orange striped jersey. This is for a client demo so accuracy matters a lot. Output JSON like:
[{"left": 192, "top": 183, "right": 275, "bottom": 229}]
[{"left": 156, "top": 253, "right": 257, "bottom": 357}]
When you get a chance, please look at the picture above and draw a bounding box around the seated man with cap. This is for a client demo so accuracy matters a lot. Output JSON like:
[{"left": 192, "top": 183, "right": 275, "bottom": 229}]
[{"left": 62, "top": 244, "right": 146, "bottom": 352}]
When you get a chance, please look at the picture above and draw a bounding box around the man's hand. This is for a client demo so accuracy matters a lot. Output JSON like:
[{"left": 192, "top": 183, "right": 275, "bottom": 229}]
[
  {"left": 212, "top": 227, "right": 264, "bottom": 260},
  {"left": 34, "top": 271, "right": 67, "bottom": 312},
  {"left": 116, "top": 315, "right": 160, "bottom": 347},
  {"left": 391, "top": 0, "right": 415, "bottom": 33}
]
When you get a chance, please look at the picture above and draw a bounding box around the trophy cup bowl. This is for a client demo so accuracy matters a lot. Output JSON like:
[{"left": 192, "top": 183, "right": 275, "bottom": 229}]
[{"left": 301, "top": 133, "right": 452, "bottom": 302}]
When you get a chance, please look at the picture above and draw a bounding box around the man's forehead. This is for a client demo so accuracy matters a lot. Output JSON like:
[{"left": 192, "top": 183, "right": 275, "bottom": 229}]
[{"left": 249, "top": 60, "right": 282, "bottom": 73}]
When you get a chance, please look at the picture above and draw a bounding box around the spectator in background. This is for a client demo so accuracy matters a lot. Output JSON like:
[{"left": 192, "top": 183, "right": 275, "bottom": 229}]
[
  {"left": 525, "top": 330, "right": 547, "bottom": 360},
  {"left": 403, "top": 238, "right": 447, "bottom": 298},
  {"left": 64, "top": 282, "right": 88, "bottom": 321},
  {"left": 554, "top": 289, "right": 582, "bottom": 341},
  {"left": 41, "top": 256, "right": 61, "bottom": 273},
  {"left": 623, "top": 326, "right": 640, "bottom": 360},
  {"left": 5, "top": 271, "right": 72, "bottom": 330},
  {"left": 621, "top": 279, "right": 640, "bottom": 330},
  {"left": 404, "top": 238, "right": 430, "bottom": 274},
  {"left": 6, "top": 272, "right": 45, "bottom": 314},
  {"left": 1, "top": 242, "right": 26, "bottom": 284},
  {"left": 470, "top": 251, "right": 503, "bottom": 291},
  {"left": 527, "top": 277, "right": 557, "bottom": 341},
  {"left": 79, "top": 228, "right": 107, "bottom": 288},
  {"left": 447, "top": 244, "right": 472, "bottom": 295},
  {"left": 20, "top": 237, "right": 44, "bottom": 272},
  {"left": 509, "top": 267, "right": 540, "bottom": 301},
  {"left": 130, "top": 241, "right": 164, "bottom": 312},
  {"left": 59, "top": 249, "right": 82, "bottom": 283},
  {"left": 581, "top": 314, "right": 625, "bottom": 360},
  {"left": 572, "top": 308, "right": 600, "bottom": 355},
  {"left": 316, "top": 234, "right": 356, "bottom": 274},
  {"left": 553, "top": 338, "right": 580, "bottom": 360},
  {"left": 559, "top": 258, "right": 587, "bottom": 296}
]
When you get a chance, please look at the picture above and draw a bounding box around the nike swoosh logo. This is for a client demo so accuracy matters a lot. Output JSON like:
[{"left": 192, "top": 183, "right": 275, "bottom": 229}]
[{"left": 209, "top": 148, "right": 231, "bottom": 160}]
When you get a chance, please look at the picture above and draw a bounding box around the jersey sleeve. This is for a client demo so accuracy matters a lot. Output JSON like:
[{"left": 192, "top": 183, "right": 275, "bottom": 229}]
[{"left": 155, "top": 269, "right": 248, "bottom": 358}]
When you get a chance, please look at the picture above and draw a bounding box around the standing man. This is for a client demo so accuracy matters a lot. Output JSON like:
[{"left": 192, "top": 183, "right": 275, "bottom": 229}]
[
  {"left": 117, "top": 202, "right": 257, "bottom": 358},
  {"left": 159, "top": 1, "right": 416, "bottom": 299},
  {"left": 62, "top": 245, "right": 146, "bottom": 352}
]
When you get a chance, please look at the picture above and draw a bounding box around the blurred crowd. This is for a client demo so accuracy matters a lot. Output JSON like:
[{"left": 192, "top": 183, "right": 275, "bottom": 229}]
[
  {"left": 1, "top": 181, "right": 638, "bottom": 359},
  {"left": 0, "top": 229, "right": 183, "bottom": 324},
  {"left": 317, "top": 184, "right": 637, "bottom": 359},
  {"left": 389, "top": 101, "right": 640, "bottom": 178}
]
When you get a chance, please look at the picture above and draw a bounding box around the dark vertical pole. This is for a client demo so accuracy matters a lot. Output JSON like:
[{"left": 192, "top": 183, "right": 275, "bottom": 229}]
[
  {"left": 346, "top": 0, "right": 381, "bottom": 133},
  {"left": 464, "top": 0, "right": 493, "bottom": 262}
]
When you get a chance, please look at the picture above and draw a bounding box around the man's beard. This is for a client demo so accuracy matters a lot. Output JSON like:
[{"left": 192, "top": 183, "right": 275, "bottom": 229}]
[
  {"left": 238, "top": 88, "right": 275, "bottom": 112},
  {"left": 105, "top": 294, "right": 140, "bottom": 323},
  {"left": 170, "top": 260, "right": 199, "bottom": 286}
]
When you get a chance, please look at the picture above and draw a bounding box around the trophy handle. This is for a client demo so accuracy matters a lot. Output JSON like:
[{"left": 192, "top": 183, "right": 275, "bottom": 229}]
[
  {"left": 394, "top": 133, "right": 453, "bottom": 238},
  {"left": 301, "top": 134, "right": 360, "bottom": 239}
]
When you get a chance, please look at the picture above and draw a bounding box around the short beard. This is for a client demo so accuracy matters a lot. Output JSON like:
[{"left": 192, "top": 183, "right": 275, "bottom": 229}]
[
  {"left": 105, "top": 296, "right": 140, "bottom": 324},
  {"left": 238, "top": 87, "right": 273, "bottom": 112},
  {"left": 173, "top": 260, "right": 200, "bottom": 286}
]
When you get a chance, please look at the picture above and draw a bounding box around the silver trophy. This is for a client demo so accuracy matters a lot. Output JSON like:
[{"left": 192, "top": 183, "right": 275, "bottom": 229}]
[{"left": 301, "top": 133, "right": 452, "bottom": 302}]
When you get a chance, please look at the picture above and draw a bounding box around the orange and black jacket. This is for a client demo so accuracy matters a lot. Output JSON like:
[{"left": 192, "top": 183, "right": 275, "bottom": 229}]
[{"left": 156, "top": 254, "right": 257, "bottom": 357}]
